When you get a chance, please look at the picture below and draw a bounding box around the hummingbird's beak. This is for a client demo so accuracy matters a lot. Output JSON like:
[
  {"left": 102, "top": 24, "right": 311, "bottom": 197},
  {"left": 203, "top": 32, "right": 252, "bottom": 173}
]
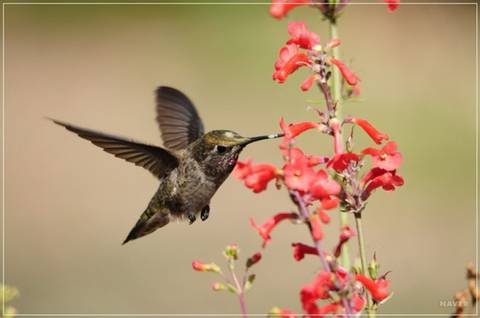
[{"left": 240, "top": 133, "right": 285, "bottom": 146}]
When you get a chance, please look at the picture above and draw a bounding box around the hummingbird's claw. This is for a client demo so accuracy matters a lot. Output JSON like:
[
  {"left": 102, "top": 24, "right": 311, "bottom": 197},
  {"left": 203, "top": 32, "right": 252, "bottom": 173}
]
[
  {"left": 187, "top": 212, "right": 196, "bottom": 225},
  {"left": 200, "top": 205, "right": 210, "bottom": 221}
]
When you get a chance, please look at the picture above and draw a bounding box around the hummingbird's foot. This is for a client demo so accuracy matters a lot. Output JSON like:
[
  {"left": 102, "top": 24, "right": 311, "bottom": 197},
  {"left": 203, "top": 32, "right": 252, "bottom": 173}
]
[
  {"left": 200, "top": 205, "right": 210, "bottom": 221},
  {"left": 187, "top": 212, "right": 196, "bottom": 225}
]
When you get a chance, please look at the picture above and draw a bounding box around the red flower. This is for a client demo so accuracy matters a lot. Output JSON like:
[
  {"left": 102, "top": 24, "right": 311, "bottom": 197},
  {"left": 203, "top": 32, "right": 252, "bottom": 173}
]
[
  {"left": 280, "top": 117, "right": 320, "bottom": 139},
  {"left": 355, "top": 274, "right": 390, "bottom": 302},
  {"left": 309, "top": 169, "right": 341, "bottom": 201},
  {"left": 333, "top": 225, "right": 355, "bottom": 258},
  {"left": 246, "top": 252, "right": 262, "bottom": 268},
  {"left": 192, "top": 261, "right": 221, "bottom": 273},
  {"left": 362, "top": 141, "right": 403, "bottom": 171},
  {"left": 286, "top": 21, "right": 320, "bottom": 50},
  {"left": 300, "top": 272, "right": 335, "bottom": 314},
  {"left": 384, "top": 0, "right": 400, "bottom": 11},
  {"left": 269, "top": 0, "right": 310, "bottom": 19},
  {"left": 249, "top": 212, "right": 298, "bottom": 247},
  {"left": 292, "top": 242, "right": 319, "bottom": 261},
  {"left": 234, "top": 159, "right": 278, "bottom": 193},
  {"left": 283, "top": 148, "right": 317, "bottom": 193},
  {"left": 361, "top": 168, "right": 404, "bottom": 199},
  {"left": 330, "top": 58, "right": 359, "bottom": 86},
  {"left": 352, "top": 294, "right": 366, "bottom": 313},
  {"left": 351, "top": 117, "right": 389, "bottom": 145},
  {"left": 327, "top": 152, "right": 360, "bottom": 173},
  {"left": 273, "top": 44, "right": 310, "bottom": 84}
]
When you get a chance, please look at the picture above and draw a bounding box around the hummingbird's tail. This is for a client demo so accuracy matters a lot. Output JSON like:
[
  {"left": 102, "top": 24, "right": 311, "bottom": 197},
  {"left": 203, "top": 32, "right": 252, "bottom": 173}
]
[{"left": 122, "top": 207, "right": 170, "bottom": 245}]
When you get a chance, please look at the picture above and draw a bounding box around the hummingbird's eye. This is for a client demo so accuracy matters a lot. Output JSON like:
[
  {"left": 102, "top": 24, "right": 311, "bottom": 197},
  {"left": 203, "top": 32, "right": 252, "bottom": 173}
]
[{"left": 214, "top": 145, "right": 228, "bottom": 154}]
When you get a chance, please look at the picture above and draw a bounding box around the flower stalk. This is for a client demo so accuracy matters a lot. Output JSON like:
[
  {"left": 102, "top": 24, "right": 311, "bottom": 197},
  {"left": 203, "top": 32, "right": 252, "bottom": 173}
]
[{"left": 354, "top": 212, "right": 375, "bottom": 318}]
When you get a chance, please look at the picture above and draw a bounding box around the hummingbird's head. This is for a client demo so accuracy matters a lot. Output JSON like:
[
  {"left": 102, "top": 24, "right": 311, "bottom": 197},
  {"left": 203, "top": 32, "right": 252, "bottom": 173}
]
[{"left": 191, "top": 130, "right": 282, "bottom": 178}]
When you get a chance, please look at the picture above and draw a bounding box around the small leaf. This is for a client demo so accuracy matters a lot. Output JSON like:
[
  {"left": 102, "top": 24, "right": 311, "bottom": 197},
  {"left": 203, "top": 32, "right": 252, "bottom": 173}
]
[{"left": 244, "top": 274, "right": 256, "bottom": 291}]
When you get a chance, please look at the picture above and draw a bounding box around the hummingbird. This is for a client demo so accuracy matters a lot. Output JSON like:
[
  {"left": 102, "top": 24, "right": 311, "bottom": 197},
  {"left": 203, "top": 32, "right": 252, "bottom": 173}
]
[{"left": 51, "top": 86, "right": 282, "bottom": 244}]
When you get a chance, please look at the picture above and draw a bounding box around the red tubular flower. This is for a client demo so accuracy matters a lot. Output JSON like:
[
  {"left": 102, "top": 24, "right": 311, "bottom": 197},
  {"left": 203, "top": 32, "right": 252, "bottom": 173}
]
[
  {"left": 192, "top": 261, "right": 221, "bottom": 273},
  {"left": 283, "top": 148, "right": 317, "bottom": 193},
  {"left": 384, "top": 0, "right": 400, "bottom": 11},
  {"left": 246, "top": 252, "right": 262, "bottom": 268},
  {"left": 291, "top": 242, "right": 319, "bottom": 261},
  {"left": 362, "top": 141, "right": 403, "bottom": 171},
  {"left": 286, "top": 21, "right": 320, "bottom": 50},
  {"left": 269, "top": 0, "right": 310, "bottom": 19},
  {"left": 355, "top": 274, "right": 390, "bottom": 302},
  {"left": 300, "top": 272, "right": 335, "bottom": 314},
  {"left": 361, "top": 168, "right": 404, "bottom": 199},
  {"left": 351, "top": 117, "right": 389, "bottom": 145},
  {"left": 249, "top": 212, "right": 298, "bottom": 247},
  {"left": 330, "top": 58, "right": 359, "bottom": 86},
  {"left": 327, "top": 152, "right": 360, "bottom": 173},
  {"left": 309, "top": 169, "right": 341, "bottom": 201},
  {"left": 333, "top": 225, "right": 355, "bottom": 258},
  {"left": 273, "top": 45, "right": 310, "bottom": 84},
  {"left": 234, "top": 159, "right": 278, "bottom": 193},
  {"left": 280, "top": 117, "right": 320, "bottom": 139}
]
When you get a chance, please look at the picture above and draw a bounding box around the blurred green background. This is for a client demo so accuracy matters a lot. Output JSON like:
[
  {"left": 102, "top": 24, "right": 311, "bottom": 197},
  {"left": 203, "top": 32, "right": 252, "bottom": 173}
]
[{"left": 2, "top": 2, "right": 477, "bottom": 316}]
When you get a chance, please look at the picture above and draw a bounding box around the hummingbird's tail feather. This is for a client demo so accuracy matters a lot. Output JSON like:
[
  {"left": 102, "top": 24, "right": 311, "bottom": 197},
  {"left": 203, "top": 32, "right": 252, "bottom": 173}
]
[{"left": 122, "top": 210, "right": 170, "bottom": 245}]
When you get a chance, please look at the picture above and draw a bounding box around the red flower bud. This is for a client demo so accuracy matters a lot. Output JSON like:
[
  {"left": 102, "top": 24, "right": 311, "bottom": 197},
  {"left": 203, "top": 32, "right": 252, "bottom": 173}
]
[
  {"left": 246, "top": 252, "right": 262, "bottom": 268},
  {"left": 300, "top": 74, "right": 316, "bottom": 92},
  {"left": 192, "top": 261, "right": 221, "bottom": 273},
  {"left": 273, "top": 45, "right": 310, "bottom": 84}
]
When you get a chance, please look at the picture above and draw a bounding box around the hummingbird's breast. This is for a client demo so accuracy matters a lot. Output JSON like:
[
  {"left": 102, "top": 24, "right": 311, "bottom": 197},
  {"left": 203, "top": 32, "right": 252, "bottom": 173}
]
[{"left": 162, "top": 156, "right": 220, "bottom": 218}]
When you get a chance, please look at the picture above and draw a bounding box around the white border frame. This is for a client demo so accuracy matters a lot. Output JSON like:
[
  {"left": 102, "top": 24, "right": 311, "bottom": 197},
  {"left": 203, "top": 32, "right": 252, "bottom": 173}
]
[{"left": 1, "top": 1, "right": 478, "bottom": 317}]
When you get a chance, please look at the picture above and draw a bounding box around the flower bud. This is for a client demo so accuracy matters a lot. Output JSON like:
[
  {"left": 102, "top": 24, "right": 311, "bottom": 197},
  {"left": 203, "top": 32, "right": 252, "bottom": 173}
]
[
  {"left": 224, "top": 244, "right": 239, "bottom": 260},
  {"left": 246, "top": 252, "right": 262, "bottom": 268},
  {"left": 191, "top": 261, "right": 221, "bottom": 273}
]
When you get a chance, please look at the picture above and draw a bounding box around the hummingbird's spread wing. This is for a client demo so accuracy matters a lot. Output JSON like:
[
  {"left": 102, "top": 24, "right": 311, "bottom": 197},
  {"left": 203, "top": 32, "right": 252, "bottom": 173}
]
[
  {"left": 155, "top": 86, "right": 205, "bottom": 150},
  {"left": 51, "top": 119, "right": 179, "bottom": 179}
]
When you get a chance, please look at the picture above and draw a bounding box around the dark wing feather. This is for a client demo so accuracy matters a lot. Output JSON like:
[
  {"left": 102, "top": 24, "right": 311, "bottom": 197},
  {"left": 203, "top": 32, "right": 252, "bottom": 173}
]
[
  {"left": 51, "top": 119, "right": 179, "bottom": 179},
  {"left": 155, "top": 86, "right": 205, "bottom": 150}
]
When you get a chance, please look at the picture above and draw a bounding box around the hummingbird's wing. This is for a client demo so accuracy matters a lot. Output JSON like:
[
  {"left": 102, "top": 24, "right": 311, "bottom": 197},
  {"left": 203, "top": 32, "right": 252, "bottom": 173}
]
[
  {"left": 51, "top": 119, "right": 179, "bottom": 179},
  {"left": 155, "top": 86, "right": 205, "bottom": 150}
]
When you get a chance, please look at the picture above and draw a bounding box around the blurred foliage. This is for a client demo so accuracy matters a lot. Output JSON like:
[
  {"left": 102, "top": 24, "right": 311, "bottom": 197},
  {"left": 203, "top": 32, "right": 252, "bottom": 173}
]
[{"left": 1, "top": 284, "right": 18, "bottom": 317}]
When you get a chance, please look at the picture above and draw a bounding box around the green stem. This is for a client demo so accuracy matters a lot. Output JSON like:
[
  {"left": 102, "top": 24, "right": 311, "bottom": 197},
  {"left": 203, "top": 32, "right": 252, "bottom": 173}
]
[
  {"left": 329, "top": 21, "right": 342, "bottom": 119},
  {"left": 328, "top": 19, "right": 350, "bottom": 270},
  {"left": 354, "top": 212, "right": 375, "bottom": 318}
]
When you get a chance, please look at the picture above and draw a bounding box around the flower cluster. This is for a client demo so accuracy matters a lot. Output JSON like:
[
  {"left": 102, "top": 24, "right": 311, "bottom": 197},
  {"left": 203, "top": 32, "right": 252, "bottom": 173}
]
[
  {"left": 272, "top": 21, "right": 360, "bottom": 95},
  {"left": 193, "top": 1, "right": 402, "bottom": 317}
]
